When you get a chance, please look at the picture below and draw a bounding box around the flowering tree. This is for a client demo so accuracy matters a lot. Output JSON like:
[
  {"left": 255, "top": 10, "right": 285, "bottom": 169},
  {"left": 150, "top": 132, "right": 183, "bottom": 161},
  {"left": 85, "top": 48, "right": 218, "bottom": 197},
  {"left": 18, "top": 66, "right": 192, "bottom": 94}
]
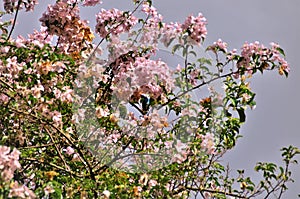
[{"left": 0, "top": 0, "right": 299, "bottom": 198}]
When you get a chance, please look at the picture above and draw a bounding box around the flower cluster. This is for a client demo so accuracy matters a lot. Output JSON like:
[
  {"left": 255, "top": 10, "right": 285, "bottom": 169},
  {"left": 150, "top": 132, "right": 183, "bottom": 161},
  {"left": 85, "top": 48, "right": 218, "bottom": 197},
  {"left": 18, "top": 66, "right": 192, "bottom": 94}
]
[
  {"left": 141, "top": 2, "right": 158, "bottom": 17},
  {"left": 0, "top": 146, "right": 36, "bottom": 198},
  {"left": 160, "top": 22, "right": 182, "bottom": 47},
  {"left": 0, "top": 146, "right": 21, "bottom": 182},
  {"left": 200, "top": 133, "right": 216, "bottom": 154},
  {"left": 40, "top": 1, "right": 94, "bottom": 54},
  {"left": 238, "top": 41, "right": 265, "bottom": 70},
  {"left": 95, "top": 8, "right": 138, "bottom": 38},
  {"left": 3, "top": 0, "right": 38, "bottom": 13},
  {"left": 182, "top": 13, "right": 207, "bottom": 44},
  {"left": 27, "top": 27, "right": 53, "bottom": 49},
  {"left": 0, "top": 56, "right": 25, "bottom": 80},
  {"left": 207, "top": 38, "right": 228, "bottom": 53},
  {"left": 8, "top": 182, "right": 36, "bottom": 199},
  {"left": 139, "top": 3, "right": 163, "bottom": 48},
  {"left": 114, "top": 56, "right": 174, "bottom": 101},
  {"left": 237, "top": 41, "right": 289, "bottom": 76},
  {"left": 82, "top": 0, "right": 102, "bottom": 6},
  {"left": 270, "top": 42, "right": 290, "bottom": 75}
]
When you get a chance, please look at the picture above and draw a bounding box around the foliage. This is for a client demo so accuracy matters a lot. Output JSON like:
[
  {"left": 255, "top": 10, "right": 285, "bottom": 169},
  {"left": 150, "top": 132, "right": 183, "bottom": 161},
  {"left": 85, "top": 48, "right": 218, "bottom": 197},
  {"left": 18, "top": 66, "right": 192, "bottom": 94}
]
[{"left": 0, "top": 0, "right": 298, "bottom": 198}]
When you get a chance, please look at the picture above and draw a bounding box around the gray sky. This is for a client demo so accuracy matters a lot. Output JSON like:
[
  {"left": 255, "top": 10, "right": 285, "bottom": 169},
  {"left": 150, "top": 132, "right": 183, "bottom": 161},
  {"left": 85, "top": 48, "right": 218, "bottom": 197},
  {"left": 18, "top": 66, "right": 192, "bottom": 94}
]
[{"left": 3, "top": 0, "right": 300, "bottom": 198}]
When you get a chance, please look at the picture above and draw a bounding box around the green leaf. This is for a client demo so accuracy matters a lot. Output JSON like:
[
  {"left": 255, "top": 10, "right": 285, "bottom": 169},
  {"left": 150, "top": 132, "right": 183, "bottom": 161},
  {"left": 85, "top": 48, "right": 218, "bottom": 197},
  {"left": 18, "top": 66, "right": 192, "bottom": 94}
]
[
  {"left": 172, "top": 44, "right": 182, "bottom": 54},
  {"left": 237, "top": 108, "right": 246, "bottom": 122},
  {"left": 189, "top": 50, "right": 197, "bottom": 57},
  {"left": 197, "top": 57, "right": 212, "bottom": 66},
  {"left": 277, "top": 47, "right": 286, "bottom": 57}
]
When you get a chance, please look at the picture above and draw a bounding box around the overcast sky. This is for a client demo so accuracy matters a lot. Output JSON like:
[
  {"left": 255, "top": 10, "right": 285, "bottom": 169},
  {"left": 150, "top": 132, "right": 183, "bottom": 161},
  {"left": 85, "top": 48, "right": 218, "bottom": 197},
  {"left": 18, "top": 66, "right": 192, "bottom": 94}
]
[{"left": 3, "top": 0, "right": 300, "bottom": 198}]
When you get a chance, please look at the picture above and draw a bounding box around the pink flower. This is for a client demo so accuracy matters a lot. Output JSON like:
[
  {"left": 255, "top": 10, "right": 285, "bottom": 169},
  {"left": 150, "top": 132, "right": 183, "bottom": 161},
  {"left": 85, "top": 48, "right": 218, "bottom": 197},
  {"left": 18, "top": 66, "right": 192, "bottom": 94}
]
[
  {"left": 40, "top": 1, "right": 92, "bottom": 54},
  {"left": 182, "top": 13, "right": 207, "bottom": 45},
  {"left": 148, "top": 179, "right": 157, "bottom": 187},
  {"left": 0, "top": 146, "right": 21, "bottom": 182},
  {"left": 207, "top": 38, "right": 228, "bottom": 53},
  {"left": 4, "top": 56, "right": 24, "bottom": 79},
  {"left": 28, "top": 27, "right": 53, "bottom": 48},
  {"left": 64, "top": 146, "right": 75, "bottom": 156},
  {"left": 102, "top": 190, "right": 110, "bottom": 198},
  {"left": 161, "top": 22, "right": 182, "bottom": 47},
  {"left": 95, "top": 106, "right": 110, "bottom": 118},
  {"left": 142, "top": 2, "right": 158, "bottom": 17},
  {"left": 0, "top": 93, "right": 9, "bottom": 104},
  {"left": 82, "top": 0, "right": 102, "bottom": 6},
  {"left": 226, "top": 48, "right": 237, "bottom": 60},
  {"left": 95, "top": 8, "right": 137, "bottom": 38},
  {"left": 113, "top": 56, "right": 174, "bottom": 102},
  {"left": 4, "top": 0, "right": 38, "bottom": 13},
  {"left": 31, "top": 83, "right": 44, "bottom": 99},
  {"left": 200, "top": 133, "right": 216, "bottom": 154},
  {"left": 60, "top": 86, "right": 73, "bottom": 103},
  {"left": 8, "top": 181, "right": 36, "bottom": 199},
  {"left": 51, "top": 111, "right": 62, "bottom": 127},
  {"left": 15, "top": 35, "right": 26, "bottom": 48},
  {"left": 1, "top": 46, "right": 10, "bottom": 53},
  {"left": 44, "top": 185, "right": 55, "bottom": 195}
]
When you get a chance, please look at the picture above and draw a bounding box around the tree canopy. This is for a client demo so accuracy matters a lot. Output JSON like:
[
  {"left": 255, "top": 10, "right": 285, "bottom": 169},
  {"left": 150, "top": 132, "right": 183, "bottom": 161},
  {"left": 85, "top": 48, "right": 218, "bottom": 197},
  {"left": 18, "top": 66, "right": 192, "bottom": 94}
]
[{"left": 0, "top": 0, "right": 299, "bottom": 198}]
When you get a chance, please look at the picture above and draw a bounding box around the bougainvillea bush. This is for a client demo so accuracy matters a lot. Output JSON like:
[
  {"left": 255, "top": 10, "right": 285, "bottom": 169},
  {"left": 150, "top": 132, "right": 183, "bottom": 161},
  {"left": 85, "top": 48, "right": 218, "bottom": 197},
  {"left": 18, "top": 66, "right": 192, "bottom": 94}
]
[{"left": 0, "top": 0, "right": 299, "bottom": 198}]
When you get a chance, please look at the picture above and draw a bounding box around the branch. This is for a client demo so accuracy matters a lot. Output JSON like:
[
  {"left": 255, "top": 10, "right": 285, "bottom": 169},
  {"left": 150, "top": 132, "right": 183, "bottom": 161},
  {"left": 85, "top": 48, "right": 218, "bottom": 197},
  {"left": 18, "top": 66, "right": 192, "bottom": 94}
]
[
  {"left": 44, "top": 126, "right": 71, "bottom": 172},
  {"left": 173, "top": 185, "right": 247, "bottom": 199},
  {"left": 158, "top": 70, "right": 236, "bottom": 110},
  {"left": 6, "top": 0, "right": 22, "bottom": 41},
  {"left": 86, "top": 0, "right": 146, "bottom": 65},
  {"left": 23, "top": 157, "right": 86, "bottom": 178}
]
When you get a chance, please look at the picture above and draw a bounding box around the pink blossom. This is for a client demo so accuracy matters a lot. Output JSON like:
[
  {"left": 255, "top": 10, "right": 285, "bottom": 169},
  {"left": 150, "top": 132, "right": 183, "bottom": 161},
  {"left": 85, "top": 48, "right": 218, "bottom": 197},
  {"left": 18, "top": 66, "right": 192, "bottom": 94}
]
[
  {"left": 226, "top": 48, "right": 237, "bottom": 60},
  {"left": 190, "top": 69, "right": 200, "bottom": 85},
  {"left": 3, "top": 56, "right": 24, "bottom": 79},
  {"left": 142, "top": 2, "right": 158, "bottom": 17},
  {"left": 102, "top": 190, "right": 110, "bottom": 198},
  {"left": 95, "top": 106, "right": 110, "bottom": 118},
  {"left": 235, "top": 41, "right": 290, "bottom": 76},
  {"left": 160, "top": 22, "right": 182, "bottom": 47},
  {"left": 15, "top": 35, "right": 26, "bottom": 48},
  {"left": 31, "top": 83, "right": 44, "bottom": 99},
  {"left": 0, "top": 93, "right": 9, "bottom": 104},
  {"left": 270, "top": 42, "right": 290, "bottom": 75},
  {"left": 207, "top": 38, "right": 228, "bottom": 53},
  {"left": 40, "top": 1, "right": 93, "bottom": 54},
  {"left": 8, "top": 181, "right": 36, "bottom": 199},
  {"left": 148, "top": 179, "right": 157, "bottom": 187},
  {"left": 95, "top": 8, "right": 137, "bottom": 38},
  {"left": 113, "top": 57, "right": 174, "bottom": 102},
  {"left": 60, "top": 86, "right": 73, "bottom": 103},
  {"left": 82, "top": 0, "right": 102, "bottom": 6},
  {"left": 139, "top": 19, "right": 162, "bottom": 47},
  {"left": 200, "top": 133, "right": 216, "bottom": 154},
  {"left": 0, "top": 146, "right": 21, "bottom": 182},
  {"left": 182, "top": 13, "right": 207, "bottom": 45},
  {"left": 51, "top": 110, "right": 62, "bottom": 127},
  {"left": 44, "top": 185, "right": 55, "bottom": 195},
  {"left": 28, "top": 27, "right": 53, "bottom": 48},
  {"left": 4, "top": 0, "right": 38, "bottom": 13},
  {"left": 64, "top": 146, "right": 75, "bottom": 156},
  {"left": 1, "top": 46, "right": 10, "bottom": 53}
]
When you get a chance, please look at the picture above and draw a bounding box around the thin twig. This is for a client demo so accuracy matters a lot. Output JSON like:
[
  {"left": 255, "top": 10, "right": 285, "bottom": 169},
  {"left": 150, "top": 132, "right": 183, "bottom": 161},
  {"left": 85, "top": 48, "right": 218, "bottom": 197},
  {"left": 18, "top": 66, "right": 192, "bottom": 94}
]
[{"left": 7, "top": 0, "right": 22, "bottom": 41}]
